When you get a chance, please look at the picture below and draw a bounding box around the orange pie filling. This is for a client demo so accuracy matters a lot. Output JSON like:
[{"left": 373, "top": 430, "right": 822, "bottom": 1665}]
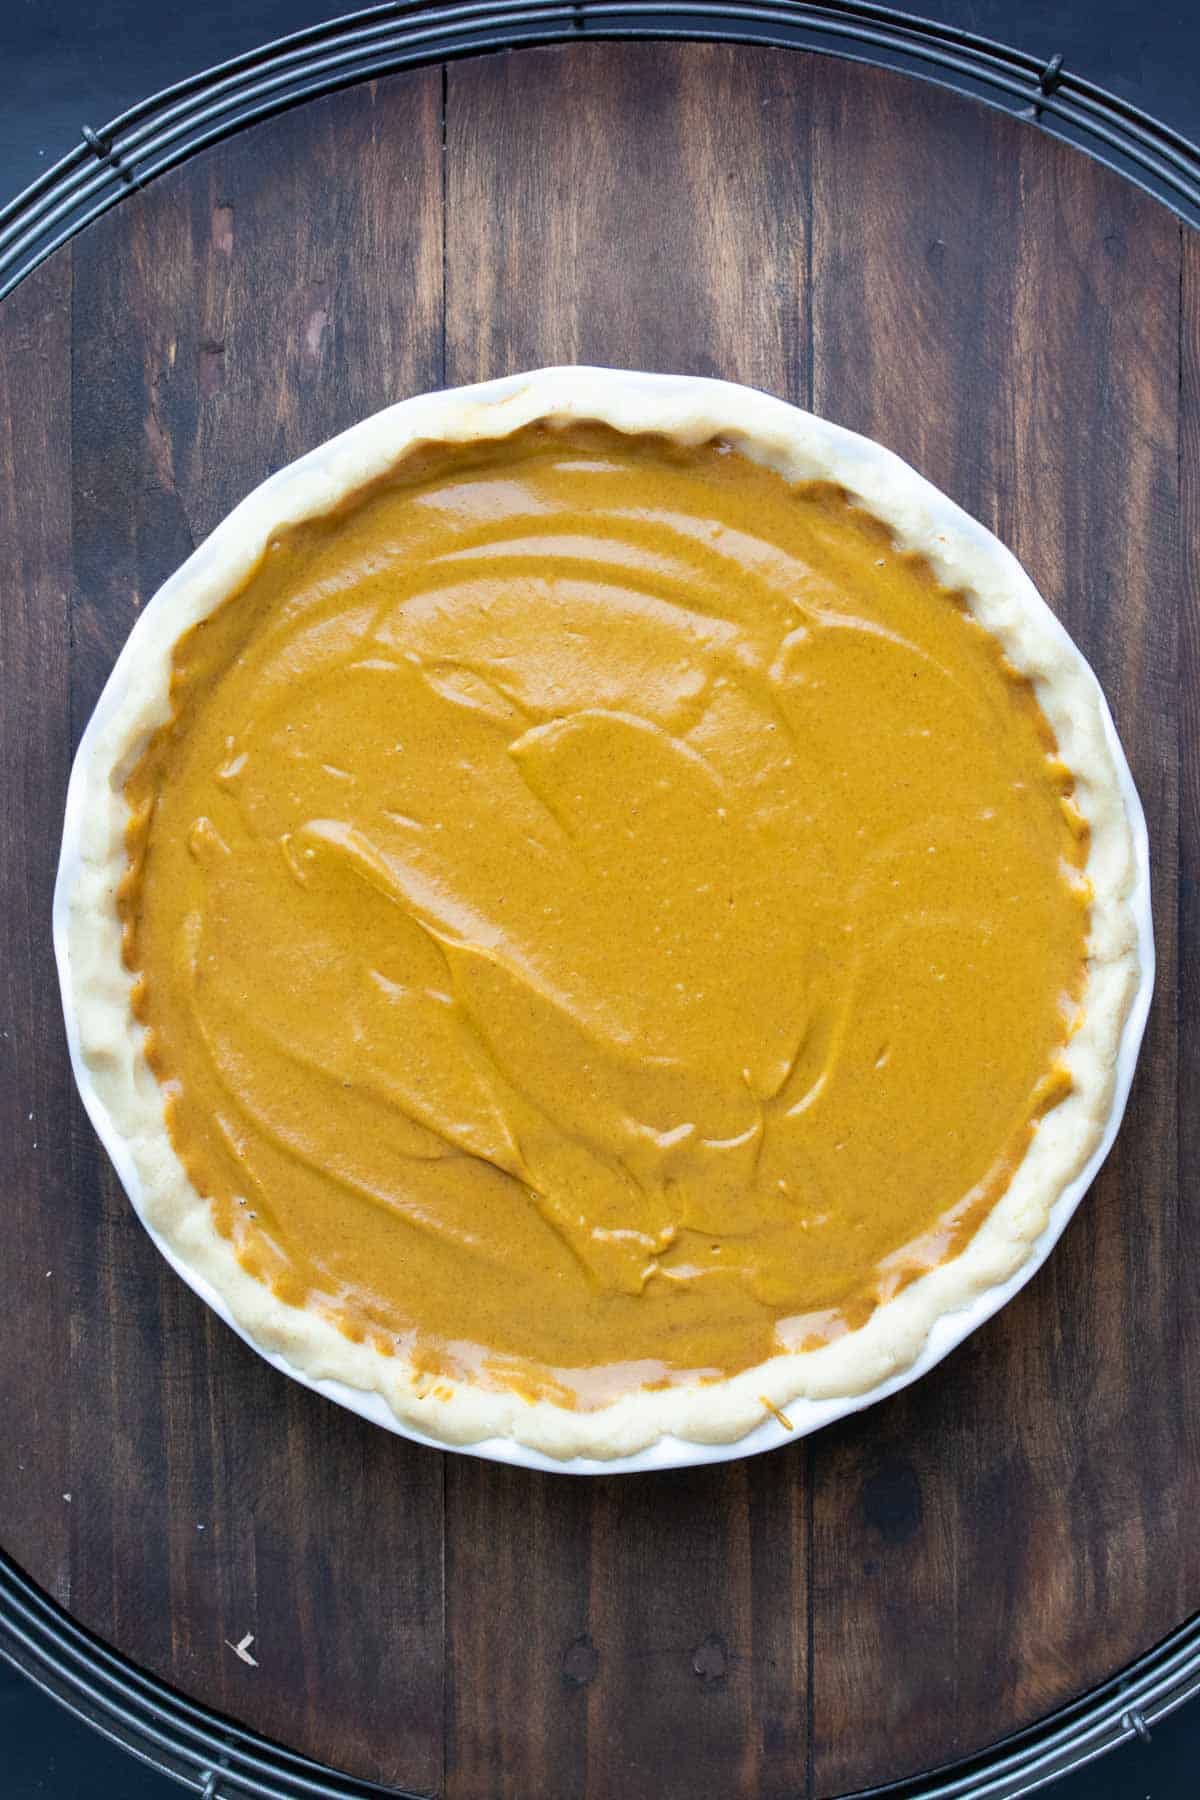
[{"left": 120, "top": 425, "right": 1090, "bottom": 1407}]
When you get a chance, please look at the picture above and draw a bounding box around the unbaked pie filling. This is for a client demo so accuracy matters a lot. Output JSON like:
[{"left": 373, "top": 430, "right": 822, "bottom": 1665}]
[{"left": 120, "top": 423, "right": 1090, "bottom": 1407}]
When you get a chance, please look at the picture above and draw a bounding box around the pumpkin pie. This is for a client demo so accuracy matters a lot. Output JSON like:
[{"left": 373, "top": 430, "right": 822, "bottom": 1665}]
[{"left": 58, "top": 369, "right": 1146, "bottom": 1459}]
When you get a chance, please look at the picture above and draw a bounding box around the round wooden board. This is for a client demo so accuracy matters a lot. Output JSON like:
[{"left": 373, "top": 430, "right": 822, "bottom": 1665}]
[{"left": 0, "top": 38, "right": 1196, "bottom": 1799}]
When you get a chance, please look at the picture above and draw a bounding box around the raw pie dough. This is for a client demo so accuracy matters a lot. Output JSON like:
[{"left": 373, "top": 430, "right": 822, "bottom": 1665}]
[{"left": 62, "top": 369, "right": 1142, "bottom": 1459}]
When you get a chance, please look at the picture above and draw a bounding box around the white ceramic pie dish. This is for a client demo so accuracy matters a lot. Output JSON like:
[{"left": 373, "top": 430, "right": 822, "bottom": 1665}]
[{"left": 53, "top": 368, "right": 1155, "bottom": 1474}]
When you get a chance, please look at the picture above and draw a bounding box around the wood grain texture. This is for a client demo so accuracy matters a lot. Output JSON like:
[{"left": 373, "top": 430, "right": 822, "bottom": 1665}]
[
  {"left": 805, "top": 64, "right": 1185, "bottom": 1795},
  {"left": 0, "top": 39, "right": 1195, "bottom": 1799},
  {"left": 1177, "top": 216, "right": 1200, "bottom": 1660},
  {"left": 0, "top": 254, "right": 74, "bottom": 1607},
  {"left": 31, "top": 70, "right": 446, "bottom": 1791},
  {"left": 443, "top": 45, "right": 813, "bottom": 1800},
  {"left": 445, "top": 43, "right": 811, "bottom": 396}
]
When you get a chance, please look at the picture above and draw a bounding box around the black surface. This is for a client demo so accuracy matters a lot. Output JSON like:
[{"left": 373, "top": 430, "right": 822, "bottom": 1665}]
[{"left": 1, "top": 3, "right": 1197, "bottom": 1796}]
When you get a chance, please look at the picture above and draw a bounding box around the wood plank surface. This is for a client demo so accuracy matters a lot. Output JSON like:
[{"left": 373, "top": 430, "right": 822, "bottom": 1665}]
[
  {"left": 0, "top": 38, "right": 1195, "bottom": 1800},
  {"left": 443, "top": 45, "right": 813, "bottom": 1800},
  {"left": 31, "top": 69, "right": 447, "bottom": 1791},
  {"left": 0, "top": 253, "right": 74, "bottom": 1610},
  {"left": 805, "top": 65, "right": 1184, "bottom": 1795},
  {"left": 1177, "top": 211, "right": 1200, "bottom": 1673}
]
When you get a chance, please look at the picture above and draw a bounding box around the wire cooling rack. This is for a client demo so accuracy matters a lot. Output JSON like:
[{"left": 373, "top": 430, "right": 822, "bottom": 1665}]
[
  {"left": 3, "top": 1546, "right": 1199, "bottom": 1798},
  {"left": 2, "top": 4, "right": 1198, "bottom": 1794},
  {"left": 2, "top": 0, "right": 1200, "bottom": 302}
]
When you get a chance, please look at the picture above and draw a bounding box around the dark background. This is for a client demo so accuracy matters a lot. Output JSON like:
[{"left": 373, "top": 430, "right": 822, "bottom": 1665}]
[{"left": 1, "top": 2, "right": 1196, "bottom": 1795}]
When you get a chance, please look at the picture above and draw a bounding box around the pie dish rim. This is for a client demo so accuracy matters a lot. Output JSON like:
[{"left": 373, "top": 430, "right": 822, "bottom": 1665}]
[{"left": 53, "top": 365, "right": 1154, "bottom": 1469}]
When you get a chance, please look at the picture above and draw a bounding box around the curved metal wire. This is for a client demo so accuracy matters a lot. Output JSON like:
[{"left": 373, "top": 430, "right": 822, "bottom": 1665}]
[
  {"left": 2, "top": 1545, "right": 1199, "bottom": 1798},
  {"left": 2, "top": 3, "right": 1199, "bottom": 1794},
  {"left": 0, "top": 1553, "right": 402, "bottom": 1796},
  {"left": 2, "top": 0, "right": 1200, "bottom": 300}
]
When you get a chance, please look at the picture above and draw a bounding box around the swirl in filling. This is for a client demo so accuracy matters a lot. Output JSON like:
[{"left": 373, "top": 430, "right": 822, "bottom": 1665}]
[{"left": 121, "top": 424, "right": 1089, "bottom": 1404}]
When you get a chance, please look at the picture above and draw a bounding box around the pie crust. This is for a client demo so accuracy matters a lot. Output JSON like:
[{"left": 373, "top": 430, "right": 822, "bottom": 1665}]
[{"left": 56, "top": 368, "right": 1149, "bottom": 1462}]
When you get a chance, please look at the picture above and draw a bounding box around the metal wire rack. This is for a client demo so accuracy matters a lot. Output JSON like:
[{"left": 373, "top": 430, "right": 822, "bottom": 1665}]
[
  {"left": 3, "top": 0, "right": 1200, "bottom": 301},
  {"left": 3, "top": 1544, "right": 1199, "bottom": 1798},
  {"left": 2, "top": 2, "right": 1199, "bottom": 1794}
]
